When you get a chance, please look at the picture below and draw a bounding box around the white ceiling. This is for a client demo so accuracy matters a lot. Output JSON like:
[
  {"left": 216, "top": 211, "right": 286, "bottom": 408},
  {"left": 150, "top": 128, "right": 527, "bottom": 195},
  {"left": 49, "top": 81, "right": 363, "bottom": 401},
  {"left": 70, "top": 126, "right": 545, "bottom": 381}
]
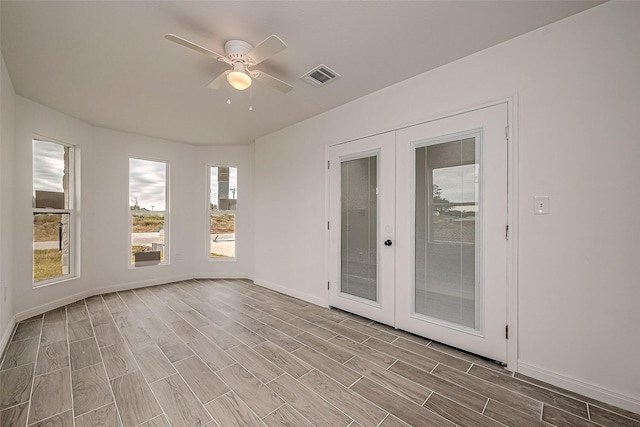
[{"left": 1, "top": 1, "right": 602, "bottom": 146}]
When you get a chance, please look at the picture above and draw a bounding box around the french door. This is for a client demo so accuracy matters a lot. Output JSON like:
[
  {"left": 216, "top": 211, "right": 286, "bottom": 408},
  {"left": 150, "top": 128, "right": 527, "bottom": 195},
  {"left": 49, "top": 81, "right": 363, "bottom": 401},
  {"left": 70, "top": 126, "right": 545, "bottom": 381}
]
[
  {"left": 329, "top": 103, "right": 509, "bottom": 362},
  {"left": 328, "top": 132, "right": 396, "bottom": 326}
]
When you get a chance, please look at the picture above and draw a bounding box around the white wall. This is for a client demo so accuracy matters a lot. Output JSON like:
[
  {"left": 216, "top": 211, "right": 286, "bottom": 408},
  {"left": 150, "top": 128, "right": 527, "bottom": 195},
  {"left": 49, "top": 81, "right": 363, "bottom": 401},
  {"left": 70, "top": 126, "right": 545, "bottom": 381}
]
[
  {"left": 255, "top": 2, "right": 640, "bottom": 411},
  {"left": 89, "top": 127, "right": 198, "bottom": 291},
  {"left": 192, "top": 144, "right": 255, "bottom": 279},
  {"left": 14, "top": 97, "right": 97, "bottom": 316},
  {"left": 10, "top": 99, "right": 253, "bottom": 320},
  {"left": 0, "top": 53, "right": 16, "bottom": 348},
  {"left": 255, "top": 127, "right": 328, "bottom": 305}
]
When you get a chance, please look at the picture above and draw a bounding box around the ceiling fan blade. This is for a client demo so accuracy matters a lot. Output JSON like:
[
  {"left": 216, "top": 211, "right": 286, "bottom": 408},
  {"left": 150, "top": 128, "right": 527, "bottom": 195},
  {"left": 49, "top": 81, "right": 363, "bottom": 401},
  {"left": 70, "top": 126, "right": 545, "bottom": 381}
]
[
  {"left": 247, "top": 35, "right": 286, "bottom": 65},
  {"left": 165, "top": 34, "right": 224, "bottom": 60},
  {"left": 207, "top": 70, "right": 230, "bottom": 90},
  {"left": 255, "top": 71, "right": 293, "bottom": 93}
]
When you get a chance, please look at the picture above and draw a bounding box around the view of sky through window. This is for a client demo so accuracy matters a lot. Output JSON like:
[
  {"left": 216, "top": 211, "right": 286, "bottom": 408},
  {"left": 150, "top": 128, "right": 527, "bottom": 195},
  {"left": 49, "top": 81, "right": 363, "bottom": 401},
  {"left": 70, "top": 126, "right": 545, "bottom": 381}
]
[
  {"left": 129, "top": 158, "right": 167, "bottom": 211},
  {"left": 433, "top": 164, "right": 478, "bottom": 205},
  {"left": 33, "top": 140, "right": 65, "bottom": 196}
]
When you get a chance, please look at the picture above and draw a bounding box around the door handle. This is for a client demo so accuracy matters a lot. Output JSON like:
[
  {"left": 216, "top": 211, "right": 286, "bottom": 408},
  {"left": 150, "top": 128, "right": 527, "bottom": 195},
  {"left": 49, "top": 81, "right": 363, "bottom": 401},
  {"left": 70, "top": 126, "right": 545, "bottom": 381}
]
[{"left": 384, "top": 239, "right": 393, "bottom": 246}]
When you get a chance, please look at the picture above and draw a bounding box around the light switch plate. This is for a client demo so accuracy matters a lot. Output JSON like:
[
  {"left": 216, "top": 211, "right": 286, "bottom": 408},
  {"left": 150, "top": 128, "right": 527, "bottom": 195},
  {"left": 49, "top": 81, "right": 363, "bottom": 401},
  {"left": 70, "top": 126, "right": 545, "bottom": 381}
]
[{"left": 534, "top": 196, "right": 549, "bottom": 215}]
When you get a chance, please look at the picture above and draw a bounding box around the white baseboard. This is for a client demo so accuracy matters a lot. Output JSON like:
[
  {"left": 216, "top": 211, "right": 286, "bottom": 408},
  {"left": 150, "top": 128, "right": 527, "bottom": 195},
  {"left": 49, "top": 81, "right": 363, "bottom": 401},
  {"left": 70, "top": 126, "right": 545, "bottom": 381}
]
[
  {"left": 16, "top": 289, "right": 93, "bottom": 322},
  {"left": 518, "top": 361, "right": 640, "bottom": 414},
  {"left": 94, "top": 274, "right": 194, "bottom": 295},
  {"left": 15, "top": 274, "right": 194, "bottom": 322},
  {"left": 195, "top": 272, "right": 252, "bottom": 280},
  {"left": 14, "top": 275, "right": 323, "bottom": 326},
  {"left": 253, "top": 278, "right": 327, "bottom": 308},
  {"left": 0, "top": 317, "right": 16, "bottom": 359}
]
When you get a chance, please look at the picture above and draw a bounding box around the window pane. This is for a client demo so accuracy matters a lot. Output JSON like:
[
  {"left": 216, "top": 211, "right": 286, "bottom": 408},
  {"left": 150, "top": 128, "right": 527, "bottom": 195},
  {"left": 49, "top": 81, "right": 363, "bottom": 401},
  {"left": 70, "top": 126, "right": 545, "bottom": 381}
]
[
  {"left": 340, "top": 156, "right": 378, "bottom": 302},
  {"left": 210, "top": 166, "right": 237, "bottom": 258},
  {"left": 210, "top": 166, "right": 238, "bottom": 203},
  {"left": 415, "top": 137, "right": 479, "bottom": 330},
  {"left": 131, "top": 213, "right": 165, "bottom": 265},
  {"left": 33, "top": 139, "right": 69, "bottom": 209},
  {"left": 129, "top": 158, "right": 167, "bottom": 266},
  {"left": 129, "top": 158, "right": 166, "bottom": 211},
  {"left": 210, "top": 213, "right": 235, "bottom": 257},
  {"left": 33, "top": 213, "right": 70, "bottom": 282}
]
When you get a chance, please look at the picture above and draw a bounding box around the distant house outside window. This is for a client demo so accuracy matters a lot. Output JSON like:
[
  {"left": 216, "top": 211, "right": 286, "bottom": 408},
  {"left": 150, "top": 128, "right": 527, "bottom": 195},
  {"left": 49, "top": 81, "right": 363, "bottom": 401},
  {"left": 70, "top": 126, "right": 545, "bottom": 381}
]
[{"left": 209, "top": 166, "right": 237, "bottom": 259}]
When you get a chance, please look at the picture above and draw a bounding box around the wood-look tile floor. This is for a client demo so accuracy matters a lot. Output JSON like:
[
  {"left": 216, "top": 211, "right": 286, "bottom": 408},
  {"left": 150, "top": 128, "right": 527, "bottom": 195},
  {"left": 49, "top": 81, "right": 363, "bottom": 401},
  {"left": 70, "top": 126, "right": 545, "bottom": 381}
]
[{"left": 1, "top": 279, "right": 639, "bottom": 427}]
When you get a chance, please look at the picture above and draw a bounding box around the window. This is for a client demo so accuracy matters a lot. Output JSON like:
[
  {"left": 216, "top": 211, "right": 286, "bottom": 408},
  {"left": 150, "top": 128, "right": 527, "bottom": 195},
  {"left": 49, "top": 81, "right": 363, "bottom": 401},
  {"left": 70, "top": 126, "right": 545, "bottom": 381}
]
[
  {"left": 32, "top": 138, "right": 76, "bottom": 285},
  {"left": 209, "top": 166, "right": 237, "bottom": 258},
  {"left": 129, "top": 158, "right": 168, "bottom": 266}
]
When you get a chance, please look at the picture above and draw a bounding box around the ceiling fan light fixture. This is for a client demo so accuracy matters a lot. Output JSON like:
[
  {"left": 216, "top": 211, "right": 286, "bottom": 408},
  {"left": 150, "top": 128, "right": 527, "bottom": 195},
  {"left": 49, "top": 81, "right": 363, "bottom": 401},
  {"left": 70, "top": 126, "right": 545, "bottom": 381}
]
[
  {"left": 166, "top": 34, "right": 292, "bottom": 93},
  {"left": 227, "top": 62, "right": 252, "bottom": 90}
]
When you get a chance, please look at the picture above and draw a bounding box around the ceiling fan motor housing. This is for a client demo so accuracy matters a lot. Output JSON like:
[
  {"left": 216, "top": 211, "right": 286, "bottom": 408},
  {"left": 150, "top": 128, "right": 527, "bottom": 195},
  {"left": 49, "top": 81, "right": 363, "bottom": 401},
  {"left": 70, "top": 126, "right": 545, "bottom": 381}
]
[{"left": 224, "top": 39, "right": 254, "bottom": 64}]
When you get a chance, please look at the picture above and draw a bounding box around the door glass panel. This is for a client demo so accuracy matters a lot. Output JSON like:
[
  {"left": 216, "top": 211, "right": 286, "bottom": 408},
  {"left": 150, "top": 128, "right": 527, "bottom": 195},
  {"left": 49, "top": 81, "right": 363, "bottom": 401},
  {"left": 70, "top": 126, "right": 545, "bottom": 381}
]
[
  {"left": 341, "top": 156, "right": 378, "bottom": 302},
  {"left": 415, "top": 137, "right": 479, "bottom": 329}
]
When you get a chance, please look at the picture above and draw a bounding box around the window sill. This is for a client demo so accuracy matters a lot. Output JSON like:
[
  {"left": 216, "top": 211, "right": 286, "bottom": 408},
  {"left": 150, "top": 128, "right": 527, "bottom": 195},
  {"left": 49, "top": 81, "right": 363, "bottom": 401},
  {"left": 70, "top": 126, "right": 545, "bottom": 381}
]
[
  {"left": 128, "top": 262, "right": 170, "bottom": 270},
  {"left": 33, "top": 274, "right": 78, "bottom": 289}
]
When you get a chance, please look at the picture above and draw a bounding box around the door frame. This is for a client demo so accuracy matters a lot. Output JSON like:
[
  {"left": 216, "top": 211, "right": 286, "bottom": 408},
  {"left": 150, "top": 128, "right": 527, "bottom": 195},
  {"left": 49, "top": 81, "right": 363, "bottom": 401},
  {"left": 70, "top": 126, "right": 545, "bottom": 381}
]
[{"left": 325, "top": 96, "right": 519, "bottom": 370}]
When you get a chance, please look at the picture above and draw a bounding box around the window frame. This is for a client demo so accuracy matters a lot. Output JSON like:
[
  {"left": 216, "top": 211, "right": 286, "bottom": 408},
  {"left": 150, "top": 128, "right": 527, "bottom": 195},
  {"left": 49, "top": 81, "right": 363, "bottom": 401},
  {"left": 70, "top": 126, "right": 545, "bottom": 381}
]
[
  {"left": 128, "top": 157, "right": 170, "bottom": 268},
  {"left": 207, "top": 164, "right": 238, "bottom": 261},
  {"left": 32, "top": 137, "right": 77, "bottom": 287}
]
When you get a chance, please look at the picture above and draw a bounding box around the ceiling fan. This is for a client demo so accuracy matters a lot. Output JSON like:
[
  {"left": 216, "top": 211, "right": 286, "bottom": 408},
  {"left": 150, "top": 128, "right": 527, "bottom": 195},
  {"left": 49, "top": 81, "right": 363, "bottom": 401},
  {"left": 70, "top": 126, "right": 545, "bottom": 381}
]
[{"left": 165, "top": 33, "right": 293, "bottom": 93}]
